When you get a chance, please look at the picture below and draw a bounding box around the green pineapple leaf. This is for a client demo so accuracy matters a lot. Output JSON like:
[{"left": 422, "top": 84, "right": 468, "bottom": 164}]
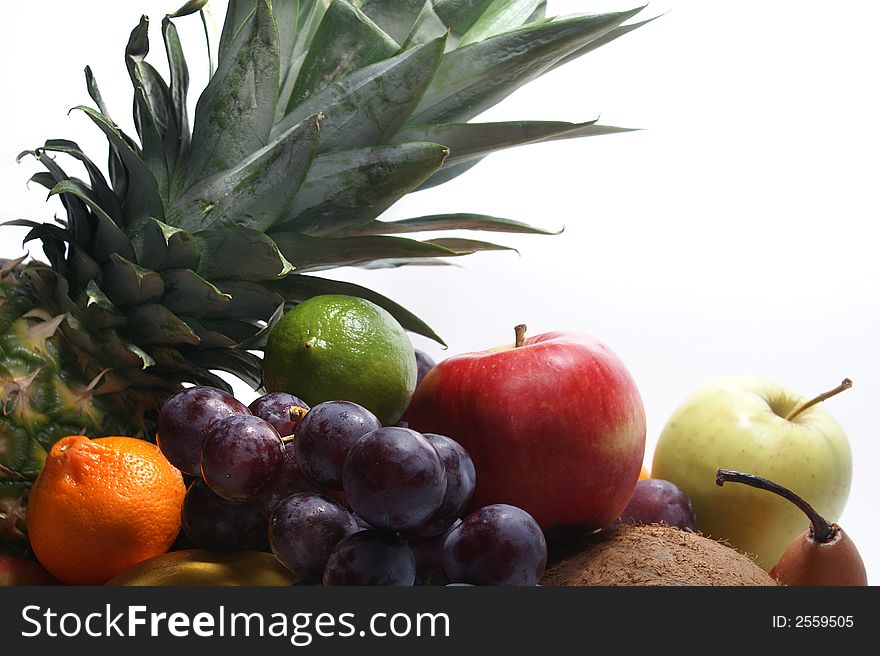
[
  {"left": 269, "top": 233, "right": 458, "bottom": 271},
  {"left": 185, "top": 0, "right": 280, "bottom": 187},
  {"left": 39, "top": 140, "right": 123, "bottom": 222},
  {"left": 161, "top": 16, "right": 192, "bottom": 161},
  {"left": 549, "top": 15, "right": 658, "bottom": 72},
  {"left": 431, "top": 0, "right": 495, "bottom": 34},
  {"left": 169, "top": 114, "right": 321, "bottom": 233},
  {"left": 213, "top": 281, "right": 284, "bottom": 320},
  {"left": 138, "top": 219, "right": 201, "bottom": 272},
  {"left": 357, "top": 0, "right": 425, "bottom": 44},
  {"left": 125, "top": 304, "right": 200, "bottom": 346},
  {"left": 101, "top": 254, "right": 165, "bottom": 308},
  {"left": 184, "top": 348, "right": 264, "bottom": 389},
  {"left": 286, "top": 0, "right": 399, "bottom": 114},
  {"left": 194, "top": 228, "right": 294, "bottom": 282},
  {"left": 275, "top": 142, "right": 449, "bottom": 235},
  {"left": 274, "top": 36, "right": 447, "bottom": 153},
  {"left": 160, "top": 269, "right": 232, "bottom": 318},
  {"left": 396, "top": 120, "right": 634, "bottom": 168},
  {"left": 424, "top": 237, "right": 516, "bottom": 254},
  {"left": 410, "top": 8, "right": 644, "bottom": 124},
  {"left": 340, "top": 213, "right": 558, "bottom": 236},
  {"left": 458, "top": 0, "right": 544, "bottom": 47}
]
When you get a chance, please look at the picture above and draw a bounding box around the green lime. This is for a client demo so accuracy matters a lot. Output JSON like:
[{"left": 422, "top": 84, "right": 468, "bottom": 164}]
[{"left": 263, "top": 295, "right": 417, "bottom": 425}]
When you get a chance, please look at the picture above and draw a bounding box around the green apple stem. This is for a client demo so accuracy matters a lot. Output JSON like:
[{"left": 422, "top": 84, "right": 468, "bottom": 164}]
[
  {"left": 514, "top": 324, "right": 527, "bottom": 348},
  {"left": 715, "top": 468, "right": 836, "bottom": 543},
  {"left": 784, "top": 378, "right": 852, "bottom": 422}
]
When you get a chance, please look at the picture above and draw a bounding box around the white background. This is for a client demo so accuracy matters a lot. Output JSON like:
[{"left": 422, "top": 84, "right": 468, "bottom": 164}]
[{"left": 1, "top": 1, "right": 878, "bottom": 583}]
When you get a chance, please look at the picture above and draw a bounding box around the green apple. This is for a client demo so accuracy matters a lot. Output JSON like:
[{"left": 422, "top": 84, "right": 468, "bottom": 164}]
[{"left": 652, "top": 376, "right": 852, "bottom": 570}]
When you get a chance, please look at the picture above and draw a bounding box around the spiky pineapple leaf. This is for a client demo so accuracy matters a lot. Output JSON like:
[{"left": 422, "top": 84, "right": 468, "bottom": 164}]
[
  {"left": 170, "top": 114, "right": 320, "bottom": 233},
  {"left": 162, "top": 16, "right": 191, "bottom": 161},
  {"left": 179, "top": 316, "right": 237, "bottom": 348},
  {"left": 286, "top": 0, "right": 399, "bottom": 113},
  {"left": 82, "top": 280, "right": 125, "bottom": 329},
  {"left": 47, "top": 180, "right": 134, "bottom": 263},
  {"left": 126, "top": 16, "right": 174, "bottom": 195},
  {"left": 396, "top": 120, "right": 634, "bottom": 167},
  {"left": 200, "top": 319, "right": 264, "bottom": 345},
  {"left": 269, "top": 233, "right": 458, "bottom": 271},
  {"left": 410, "top": 8, "right": 644, "bottom": 124},
  {"left": 195, "top": 228, "right": 294, "bottom": 282},
  {"left": 102, "top": 254, "right": 165, "bottom": 307},
  {"left": 168, "top": 0, "right": 209, "bottom": 18},
  {"left": 161, "top": 269, "right": 232, "bottom": 318},
  {"left": 274, "top": 36, "right": 445, "bottom": 153},
  {"left": 416, "top": 156, "right": 484, "bottom": 190},
  {"left": 265, "top": 274, "right": 444, "bottom": 344},
  {"left": 548, "top": 15, "right": 656, "bottom": 72},
  {"left": 218, "top": 0, "right": 260, "bottom": 64},
  {"left": 458, "top": 0, "right": 543, "bottom": 47},
  {"left": 39, "top": 140, "right": 122, "bottom": 222},
  {"left": 139, "top": 219, "right": 201, "bottom": 271},
  {"left": 432, "top": 0, "right": 495, "bottom": 34},
  {"left": 186, "top": 0, "right": 280, "bottom": 187},
  {"left": 69, "top": 247, "right": 101, "bottom": 292},
  {"left": 357, "top": 0, "right": 425, "bottom": 44},
  {"left": 125, "top": 303, "right": 200, "bottom": 346},
  {"left": 340, "top": 213, "right": 557, "bottom": 236},
  {"left": 424, "top": 237, "right": 516, "bottom": 254},
  {"left": 184, "top": 348, "right": 264, "bottom": 389},
  {"left": 399, "top": 2, "right": 448, "bottom": 48},
  {"left": 213, "top": 281, "right": 283, "bottom": 320},
  {"left": 275, "top": 142, "right": 449, "bottom": 235},
  {"left": 76, "top": 105, "right": 164, "bottom": 232}
]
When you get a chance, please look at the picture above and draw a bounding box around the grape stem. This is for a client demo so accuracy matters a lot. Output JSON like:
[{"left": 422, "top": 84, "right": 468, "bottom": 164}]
[
  {"left": 514, "top": 324, "right": 527, "bottom": 348},
  {"left": 784, "top": 378, "right": 852, "bottom": 422},
  {"left": 715, "top": 468, "right": 836, "bottom": 543}
]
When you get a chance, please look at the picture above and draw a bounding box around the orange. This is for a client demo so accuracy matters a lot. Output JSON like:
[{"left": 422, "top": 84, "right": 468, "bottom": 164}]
[{"left": 26, "top": 435, "right": 186, "bottom": 585}]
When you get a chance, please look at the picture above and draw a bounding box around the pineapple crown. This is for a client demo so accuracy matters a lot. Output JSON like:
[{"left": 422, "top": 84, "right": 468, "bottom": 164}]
[{"left": 8, "top": 0, "right": 650, "bottom": 396}]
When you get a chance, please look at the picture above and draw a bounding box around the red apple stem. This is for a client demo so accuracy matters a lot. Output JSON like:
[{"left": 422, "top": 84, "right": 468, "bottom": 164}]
[
  {"left": 784, "top": 378, "right": 852, "bottom": 422},
  {"left": 514, "top": 324, "right": 527, "bottom": 348},
  {"left": 715, "top": 468, "right": 836, "bottom": 543}
]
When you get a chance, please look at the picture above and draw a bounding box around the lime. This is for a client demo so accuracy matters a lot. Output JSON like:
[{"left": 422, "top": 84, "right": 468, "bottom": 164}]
[{"left": 263, "top": 295, "right": 417, "bottom": 425}]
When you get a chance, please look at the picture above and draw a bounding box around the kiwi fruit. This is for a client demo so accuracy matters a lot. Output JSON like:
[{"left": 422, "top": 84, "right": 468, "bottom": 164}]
[{"left": 542, "top": 523, "right": 776, "bottom": 586}]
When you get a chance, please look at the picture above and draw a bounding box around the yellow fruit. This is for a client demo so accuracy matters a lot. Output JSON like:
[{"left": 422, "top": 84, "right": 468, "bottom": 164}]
[{"left": 105, "top": 550, "right": 299, "bottom": 586}]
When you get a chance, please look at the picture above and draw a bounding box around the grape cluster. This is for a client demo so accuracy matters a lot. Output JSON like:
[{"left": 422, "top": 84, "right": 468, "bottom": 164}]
[{"left": 157, "top": 388, "right": 547, "bottom": 586}]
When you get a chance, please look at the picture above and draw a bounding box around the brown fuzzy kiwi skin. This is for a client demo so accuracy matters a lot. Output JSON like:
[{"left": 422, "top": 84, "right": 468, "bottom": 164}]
[{"left": 542, "top": 523, "right": 777, "bottom": 587}]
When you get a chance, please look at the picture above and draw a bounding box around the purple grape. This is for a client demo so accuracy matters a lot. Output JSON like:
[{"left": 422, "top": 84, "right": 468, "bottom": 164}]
[
  {"left": 411, "top": 520, "right": 460, "bottom": 585},
  {"left": 414, "top": 349, "right": 436, "bottom": 386},
  {"left": 157, "top": 386, "right": 250, "bottom": 476},
  {"left": 269, "top": 492, "right": 360, "bottom": 578},
  {"left": 619, "top": 479, "right": 696, "bottom": 530},
  {"left": 200, "top": 415, "right": 283, "bottom": 500},
  {"left": 258, "top": 441, "right": 318, "bottom": 518},
  {"left": 343, "top": 427, "right": 446, "bottom": 531},
  {"left": 248, "top": 392, "right": 310, "bottom": 437},
  {"left": 323, "top": 530, "right": 416, "bottom": 586},
  {"left": 417, "top": 433, "right": 476, "bottom": 537},
  {"left": 444, "top": 504, "right": 547, "bottom": 586},
  {"left": 181, "top": 479, "right": 267, "bottom": 551},
  {"left": 294, "top": 401, "right": 381, "bottom": 490}
]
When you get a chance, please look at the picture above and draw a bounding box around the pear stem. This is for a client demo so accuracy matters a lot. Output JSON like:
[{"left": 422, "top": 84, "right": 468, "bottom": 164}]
[
  {"left": 514, "top": 324, "right": 527, "bottom": 348},
  {"left": 784, "top": 378, "right": 852, "bottom": 422},
  {"left": 715, "top": 468, "right": 836, "bottom": 543}
]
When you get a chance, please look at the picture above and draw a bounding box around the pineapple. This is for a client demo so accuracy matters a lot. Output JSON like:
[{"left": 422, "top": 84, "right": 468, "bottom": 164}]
[{"left": 0, "top": 0, "right": 649, "bottom": 547}]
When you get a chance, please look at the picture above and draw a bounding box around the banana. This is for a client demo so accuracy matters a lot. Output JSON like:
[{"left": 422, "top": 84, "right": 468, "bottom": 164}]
[{"left": 105, "top": 549, "right": 299, "bottom": 586}]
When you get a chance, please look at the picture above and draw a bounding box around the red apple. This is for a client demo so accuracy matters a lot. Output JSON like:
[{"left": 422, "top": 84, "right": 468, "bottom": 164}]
[{"left": 405, "top": 326, "right": 646, "bottom": 530}]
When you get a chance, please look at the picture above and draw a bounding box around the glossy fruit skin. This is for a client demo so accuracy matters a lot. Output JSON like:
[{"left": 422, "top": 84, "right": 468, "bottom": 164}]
[
  {"left": 157, "top": 386, "right": 251, "bottom": 476},
  {"left": 294, "top": 401, "right": 381, "bottom": 490},
  {"left": 323, "top": 530, "right": 416, "bottom": 586},
  {"left": 26, "top": 435, "right": 186, "bottom": 585},
  {"left": 443, "top": 504, "right": 546, "bottom": 586},
  {"left": 652, "top": 376, "right": 852, "bottom": 569},
  {"left": 417, "top": 433, "right": 476, "bottom": 537},
  {"left": 619, "top": 479, "right": 696, "bottom": 530},
  {"left": 769, "top": 527, "right": 867, "bottom": 586},
  {"left": 343, "top": 427, "right": 446, "bottom": 531},
  {"left": 414, "top": 349, "right": 436, "bottom": 386},
  {"left": 269, "top": 492, "right": 360, "bottom": 578},
  {"left": 411, "top": 520, "right": 460, "bottom": 585},
  {"left": 406, "top": 331, "right": 646, "bottom": 530},
  {"left": 248, "top": 392, "right": 309, "bottom": 437},
  {"left": 181, "top": 480, "right": 267, "bottom": 552},
  {"left": 200, "top": 415, "right": 284, "bottom": 500},
  {"left": 258, "top": 441, "right": 317, "bottom": 518},
  {"left": 263, "top": 295, "right": 417, "bottom": 426}
]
